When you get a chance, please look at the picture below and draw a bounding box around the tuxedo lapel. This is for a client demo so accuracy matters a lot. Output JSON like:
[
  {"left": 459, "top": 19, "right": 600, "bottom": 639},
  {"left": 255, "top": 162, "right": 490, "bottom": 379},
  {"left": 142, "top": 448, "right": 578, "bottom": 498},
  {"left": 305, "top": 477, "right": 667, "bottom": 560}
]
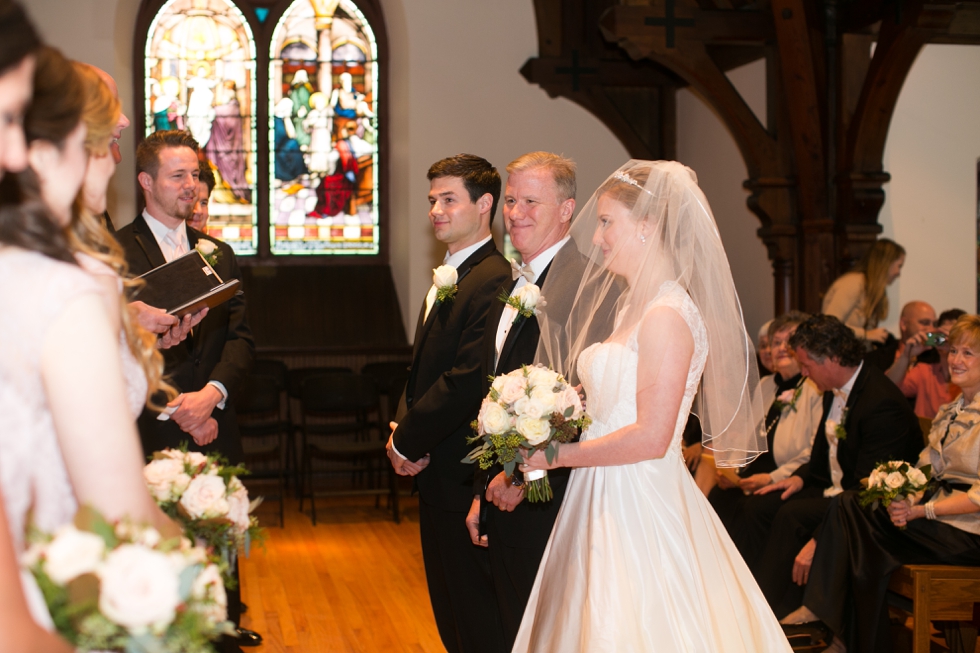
[
  {"left": 496, "top": 261, "right": 553, "bottom": 374},
  {"left": 131, "top": 215, "right": 167, "bottom": 270}
]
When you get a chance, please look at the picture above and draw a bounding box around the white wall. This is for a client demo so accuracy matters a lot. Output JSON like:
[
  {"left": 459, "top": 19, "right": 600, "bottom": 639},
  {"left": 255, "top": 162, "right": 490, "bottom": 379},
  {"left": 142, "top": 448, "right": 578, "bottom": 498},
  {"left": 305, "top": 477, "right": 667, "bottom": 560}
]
[
  {"left": 878, "top": 44, "right": 980, "bottom": 333},
  {"left": 24, "top": 0, "right": 630, "bottom": 340},
  {"left": 676, "top": 60, "right": 774, "bottom": 339}
]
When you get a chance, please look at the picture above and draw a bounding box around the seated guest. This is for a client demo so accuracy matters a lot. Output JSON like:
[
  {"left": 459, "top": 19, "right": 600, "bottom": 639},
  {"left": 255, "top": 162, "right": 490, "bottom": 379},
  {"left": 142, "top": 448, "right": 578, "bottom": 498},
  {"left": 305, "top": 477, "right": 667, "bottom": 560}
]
[
  {"left": 751, "top": 315, "right": 921, "bottom": 618},
  {"left": 887, "top": 308, "right": 965, "bottom": 419},
  {"left": 708, "top": 311, "right": 822, "bottom": 556},
  {"left": 781, "top": 313, "right": 980, "bottom": 653}
]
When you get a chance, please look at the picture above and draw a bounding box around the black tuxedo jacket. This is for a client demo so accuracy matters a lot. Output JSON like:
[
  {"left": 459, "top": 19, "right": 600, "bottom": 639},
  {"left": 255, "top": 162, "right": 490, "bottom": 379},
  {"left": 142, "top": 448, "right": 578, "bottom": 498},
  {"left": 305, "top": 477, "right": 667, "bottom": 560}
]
[
  {"left": 115, "top": 214, "right": 254, "bottom": 463},
  {"left": 393, "top": 239, "right": 510, "bottom": 512},
  {"left": 795, "top": 362, "right": 921, "bottom": 492},
  {"left": 475, "top": 241, "right": 590, "bottom": 548}
]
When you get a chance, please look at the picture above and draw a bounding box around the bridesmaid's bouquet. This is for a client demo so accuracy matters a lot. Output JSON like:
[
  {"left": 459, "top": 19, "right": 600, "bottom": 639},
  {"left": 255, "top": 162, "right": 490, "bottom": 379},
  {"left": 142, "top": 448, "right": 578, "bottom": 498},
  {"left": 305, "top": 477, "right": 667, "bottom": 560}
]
[
  {"left": 143, "top": 447, "right": 264, "bottom": 583},
  {"left": 859, "top": 460, "right": 931, "bottom": 511},
  {"left": 466, "top": 364, "right": 591, "bottom": 502},
  {"left": 23, "top": 507, "right": 232, "bottom": 653}
]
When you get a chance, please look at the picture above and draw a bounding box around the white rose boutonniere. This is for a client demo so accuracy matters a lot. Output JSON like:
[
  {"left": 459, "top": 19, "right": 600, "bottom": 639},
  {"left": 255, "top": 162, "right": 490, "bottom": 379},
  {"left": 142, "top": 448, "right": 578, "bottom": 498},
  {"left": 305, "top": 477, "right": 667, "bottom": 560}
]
[
  {"left": 825, "top": 406, "right": 848, "bottom": 441},
  {"left": 195, "top": 240, "right": 220, "bottom": 267},
  {"left": 500, "top": 283, "right": 546, "bottom": 324},
  {"left": 432, "top": 265, "right": 458, "bottom": 305}
]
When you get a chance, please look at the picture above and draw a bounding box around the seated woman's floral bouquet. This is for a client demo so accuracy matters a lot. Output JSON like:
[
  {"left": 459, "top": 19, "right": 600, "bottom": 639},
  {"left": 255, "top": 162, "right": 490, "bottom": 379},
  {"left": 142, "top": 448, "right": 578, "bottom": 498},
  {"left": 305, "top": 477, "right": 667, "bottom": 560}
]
[
  {"left": 143, "top": 447, "right": 264, "bottom": 582},
  {"left": 466, "top": 364, "right": 591, "bottom": 502},
  {"left": 859, "top": 460, "right": 932, "bottom": 513},
  {"left": 22, "top": 506, "right": 232, "bottom": 653}
]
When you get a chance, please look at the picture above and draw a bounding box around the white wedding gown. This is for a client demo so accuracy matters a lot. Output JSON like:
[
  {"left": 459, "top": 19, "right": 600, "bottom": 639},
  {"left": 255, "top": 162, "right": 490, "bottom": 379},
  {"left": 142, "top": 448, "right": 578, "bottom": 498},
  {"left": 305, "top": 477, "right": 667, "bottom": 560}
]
[{"left": 513, "top": 283, "right": 791, "bottom": 652}]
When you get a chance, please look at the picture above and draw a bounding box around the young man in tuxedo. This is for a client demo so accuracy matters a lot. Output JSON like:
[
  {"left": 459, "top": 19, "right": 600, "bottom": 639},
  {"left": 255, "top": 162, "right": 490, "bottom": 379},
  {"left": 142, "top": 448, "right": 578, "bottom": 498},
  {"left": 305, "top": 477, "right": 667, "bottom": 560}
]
[
  {"left": 463, "top": 152, "right": 584, "bottom": 650},
  {"left": 750, "top": 315, "right": 921, "bottom": 619},
  {"left": 386, "top": 154, "right": 511, "bottom": 653}
]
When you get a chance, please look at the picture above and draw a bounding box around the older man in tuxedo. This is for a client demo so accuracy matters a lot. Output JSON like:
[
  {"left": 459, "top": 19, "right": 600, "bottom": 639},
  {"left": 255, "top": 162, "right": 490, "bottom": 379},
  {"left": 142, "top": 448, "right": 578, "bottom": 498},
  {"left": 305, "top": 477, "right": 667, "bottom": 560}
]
[
  {"left": 751, "top": 314, "right": 921, "bottom": 619},
  {"left": 115, "top": 130, "right": 253, "bottom": 462},
  {"left": 386, "top": 154, "right": 511, "bottom": 653},
  {"left": 463, "top": 152, "right": 588, "bottom": 651}
]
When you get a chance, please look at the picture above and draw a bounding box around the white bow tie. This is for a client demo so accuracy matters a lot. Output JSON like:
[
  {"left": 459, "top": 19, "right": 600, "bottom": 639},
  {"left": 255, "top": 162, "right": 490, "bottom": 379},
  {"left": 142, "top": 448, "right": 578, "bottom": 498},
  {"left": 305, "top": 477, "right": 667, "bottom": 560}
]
[{"left": 511, "top": 259, "right": 534, "bottom": 282}]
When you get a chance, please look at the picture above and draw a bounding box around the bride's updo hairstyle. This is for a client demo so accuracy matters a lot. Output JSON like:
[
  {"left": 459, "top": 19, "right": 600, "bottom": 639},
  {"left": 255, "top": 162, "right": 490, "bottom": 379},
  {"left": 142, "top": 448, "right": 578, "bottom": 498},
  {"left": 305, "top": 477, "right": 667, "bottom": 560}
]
[{"left": 536, "top": 160, "right": 767, "bottom": 466}]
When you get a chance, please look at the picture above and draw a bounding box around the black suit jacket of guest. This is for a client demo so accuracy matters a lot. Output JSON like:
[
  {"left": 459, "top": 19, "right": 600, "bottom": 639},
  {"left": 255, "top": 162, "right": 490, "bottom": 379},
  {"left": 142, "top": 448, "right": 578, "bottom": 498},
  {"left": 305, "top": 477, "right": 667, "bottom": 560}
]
[
  {"left": 794, "top": 362, "right": 921, "bottom": 492},
  {"left": 475, "top": 240, "right": 590, "bottom": 548},
  {"left": 393, "top": 239, "right": 511, "bottom": 513},
  {"left": 115, "top": 214, "right": 255, "bottom": 463}
]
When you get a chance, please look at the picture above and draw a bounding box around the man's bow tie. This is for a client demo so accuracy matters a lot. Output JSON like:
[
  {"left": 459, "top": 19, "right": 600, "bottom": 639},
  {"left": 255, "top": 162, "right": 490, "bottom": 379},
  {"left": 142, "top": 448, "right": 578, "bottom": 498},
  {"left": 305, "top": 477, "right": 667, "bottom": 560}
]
[
  {"left": 832, "top": 388, "right": 848, "bottom": 402},
  {"left": 511, "top": 259, "right": 534, "bottom": 282}
]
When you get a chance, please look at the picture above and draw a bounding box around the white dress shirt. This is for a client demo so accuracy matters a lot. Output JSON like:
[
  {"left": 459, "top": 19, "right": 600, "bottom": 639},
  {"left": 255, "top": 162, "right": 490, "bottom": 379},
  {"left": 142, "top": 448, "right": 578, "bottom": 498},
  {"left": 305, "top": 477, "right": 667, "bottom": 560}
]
[
  {"left": 142, "top": 210, "right": 228, "bottom": 409},
  {"left": 494, "top": 236, "right": 569, "bottom": 367},
  {"left": 824, "top": 361, "right": 863, "bottom": 498}
]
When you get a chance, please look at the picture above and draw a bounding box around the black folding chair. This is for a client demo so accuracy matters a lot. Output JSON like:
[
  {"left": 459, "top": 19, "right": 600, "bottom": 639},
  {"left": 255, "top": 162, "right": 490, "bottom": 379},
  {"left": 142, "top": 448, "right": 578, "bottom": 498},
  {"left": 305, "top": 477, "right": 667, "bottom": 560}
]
[{"left": 235, "top": 373, "right": 289, "bottom": 527}]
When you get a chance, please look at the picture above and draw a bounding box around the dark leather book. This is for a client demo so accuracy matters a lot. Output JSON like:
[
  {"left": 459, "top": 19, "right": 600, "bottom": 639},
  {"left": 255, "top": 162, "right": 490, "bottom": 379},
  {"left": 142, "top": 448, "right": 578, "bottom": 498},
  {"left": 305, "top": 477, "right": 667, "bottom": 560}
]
[{"left": 133, "top": 251, "right": 240, "bottom": 317}]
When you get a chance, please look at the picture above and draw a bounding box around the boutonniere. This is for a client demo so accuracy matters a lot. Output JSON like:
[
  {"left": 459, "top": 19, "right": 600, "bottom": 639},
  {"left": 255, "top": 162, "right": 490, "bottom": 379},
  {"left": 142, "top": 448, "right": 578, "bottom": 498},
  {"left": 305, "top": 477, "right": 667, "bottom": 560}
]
[
  {"left": 195, "top": 239, "right": 220, "bottom": 267},
  {"left": 500, "top": 283, "right": 546, "bottom": 324},
  {"left": 432, "top": 265, "right": 458, "bottom": 305},
  {"left": 825, "top": 406, "right": 849, "bottom": 441},
  {"left": 773, "top": 379, "right": 805, "bottom": 413}
]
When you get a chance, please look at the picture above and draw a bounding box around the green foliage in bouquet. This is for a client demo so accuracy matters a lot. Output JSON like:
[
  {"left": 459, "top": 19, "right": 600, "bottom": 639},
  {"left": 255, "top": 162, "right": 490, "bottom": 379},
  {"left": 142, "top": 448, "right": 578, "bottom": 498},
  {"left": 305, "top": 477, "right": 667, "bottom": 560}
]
[
  {"left": 25, "top": 506, "right": 233, "bottom": 653},
  {"left": 859, "top": 460, "right": 932, "bottom": 514}
]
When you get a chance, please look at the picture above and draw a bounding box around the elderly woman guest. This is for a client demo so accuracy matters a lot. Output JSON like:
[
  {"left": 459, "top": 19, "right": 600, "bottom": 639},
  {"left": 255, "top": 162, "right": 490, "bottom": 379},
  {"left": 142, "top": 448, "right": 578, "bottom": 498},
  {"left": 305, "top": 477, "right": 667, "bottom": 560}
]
[
  {"left": 781, "top": 314, "right": 980, "bottom": 653},
  {"left": 822, "top": 238, "right": 905, "bottom": 345},
  {"left": 708, "top": 311, "right": 822, "bottom": 565}
]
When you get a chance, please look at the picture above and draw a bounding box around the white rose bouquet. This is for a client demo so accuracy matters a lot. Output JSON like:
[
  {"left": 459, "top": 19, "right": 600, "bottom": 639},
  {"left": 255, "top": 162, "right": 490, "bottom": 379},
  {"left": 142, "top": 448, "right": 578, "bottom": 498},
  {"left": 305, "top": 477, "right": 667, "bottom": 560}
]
[
  {"left": 465, "top": 364, "right": 591, "bottom": 502},
  {"left": 859, "top": 460, "right": 932, "bottom": 518},
  {"left": 194, "top": 240, "right": 220, "bottom": 267},
  {"left": 144, "top": 447, "right": 265, "bottom": 585},
  {"left": 23, "top": 506, "right": 232, "bottom": 652}
]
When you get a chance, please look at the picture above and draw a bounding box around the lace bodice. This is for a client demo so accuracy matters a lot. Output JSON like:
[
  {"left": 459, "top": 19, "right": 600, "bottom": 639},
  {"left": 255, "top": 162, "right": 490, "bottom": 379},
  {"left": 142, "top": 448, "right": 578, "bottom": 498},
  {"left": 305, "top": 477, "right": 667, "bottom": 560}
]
[
  {"left": 0, "top": 248, "right": 101, "bottom": 555},
  {"left": 76, "top": 253, "right": 147, "bottom": 418},
  {"left": 578, "top": 282, "right": 708, "bottom": 455}
]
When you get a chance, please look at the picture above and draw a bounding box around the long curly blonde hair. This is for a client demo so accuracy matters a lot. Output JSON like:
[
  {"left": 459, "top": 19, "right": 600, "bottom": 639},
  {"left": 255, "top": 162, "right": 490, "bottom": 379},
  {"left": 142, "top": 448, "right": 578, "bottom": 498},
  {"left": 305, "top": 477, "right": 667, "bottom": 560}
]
[{"left": 68, "top": 62, "right": 175, "bottom": 407}]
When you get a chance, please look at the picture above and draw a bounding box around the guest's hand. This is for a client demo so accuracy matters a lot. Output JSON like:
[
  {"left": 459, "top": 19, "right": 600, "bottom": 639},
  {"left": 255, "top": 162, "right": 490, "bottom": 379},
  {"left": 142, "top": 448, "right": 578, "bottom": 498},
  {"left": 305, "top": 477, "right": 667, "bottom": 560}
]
[
  {"left": 865, "top": 327, "right": 890, "bottom": 344},
  {"left": 522, "top": 448, "right": 560, "bottom": 474},
  {"left": 170, "top": 385, "right": 222, "bottom": 433},
  {"left": 157, "top": 308, "right": 208, "bottom": 350},
  {"left": 189, "top": 418, "right": 218, "bottom": 446},
  {"left": 739, "top": 473, "right": 772, "bottom": 493},
  {"left": 385, "top": 430, "right": 430, "bottom": 476},
  {"left": 487, "top": 472, "right": 524, "bottom": 512},
  {"left": 683, "top": 442, "right": 702, "bottom": 472},
  {"left": 903, "top": 331, "right": 933, "bottom": 359},
  {"left": 715, "top": 470, "right": 738, "bottom": 490},
  {"left": 465, "top": 497, "right": 488, "bottom": 547},
  {"left": 888, "top": 497, "right": 923, "bottom": 528},
  {"left": 755, "top": 474, "right": 803, "bottom": 499},
  {"left": 792, "top": 538, "right": 817, "bottom": 585}
]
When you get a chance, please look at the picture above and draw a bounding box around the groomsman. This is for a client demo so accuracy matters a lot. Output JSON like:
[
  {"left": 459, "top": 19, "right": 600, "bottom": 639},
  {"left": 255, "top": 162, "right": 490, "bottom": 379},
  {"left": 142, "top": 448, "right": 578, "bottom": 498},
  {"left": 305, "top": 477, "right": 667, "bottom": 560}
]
[
  {"left": 752, "top": 315, "right": 920, "bottom": 618},
  {"left": 386, "top": 154, "right": 511, "bottom": 653},
  {"left": 464, "top": 152, "right": 585, "bottom": 650}
]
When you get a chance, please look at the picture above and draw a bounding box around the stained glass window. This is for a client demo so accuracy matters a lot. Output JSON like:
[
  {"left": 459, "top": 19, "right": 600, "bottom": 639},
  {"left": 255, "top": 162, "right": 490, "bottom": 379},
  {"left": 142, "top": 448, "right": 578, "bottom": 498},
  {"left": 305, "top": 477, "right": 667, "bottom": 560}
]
[
  {"left": 269, "top": 0, "right": 379, "bottom": 255},
  {"left": 144, "top": 0, "right": 257, "bottom": 255}
]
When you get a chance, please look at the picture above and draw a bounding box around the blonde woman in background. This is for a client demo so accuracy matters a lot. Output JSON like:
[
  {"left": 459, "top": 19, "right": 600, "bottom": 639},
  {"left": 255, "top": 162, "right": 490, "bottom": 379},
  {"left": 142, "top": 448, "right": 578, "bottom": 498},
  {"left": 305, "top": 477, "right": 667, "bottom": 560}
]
[{"left": 822, "top": 238, "right": 905, "bottom": 344}]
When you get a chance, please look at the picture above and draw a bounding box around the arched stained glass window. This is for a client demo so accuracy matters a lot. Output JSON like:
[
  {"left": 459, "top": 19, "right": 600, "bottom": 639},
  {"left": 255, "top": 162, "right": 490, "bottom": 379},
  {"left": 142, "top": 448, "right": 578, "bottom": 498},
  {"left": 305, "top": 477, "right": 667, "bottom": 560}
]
[
  {"left": 144, "top": 0, "right": 258, "bottom": 255},
  {"left": 269, "top": 0, "right": 379, "bottom": 255}
]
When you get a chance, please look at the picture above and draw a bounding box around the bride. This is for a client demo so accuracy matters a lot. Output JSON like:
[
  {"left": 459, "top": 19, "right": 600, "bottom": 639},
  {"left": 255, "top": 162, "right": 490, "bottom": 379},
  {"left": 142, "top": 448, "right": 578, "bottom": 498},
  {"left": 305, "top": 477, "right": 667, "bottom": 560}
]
[{"left": 517, "top": 161, "right": 792, "bottom": 651}]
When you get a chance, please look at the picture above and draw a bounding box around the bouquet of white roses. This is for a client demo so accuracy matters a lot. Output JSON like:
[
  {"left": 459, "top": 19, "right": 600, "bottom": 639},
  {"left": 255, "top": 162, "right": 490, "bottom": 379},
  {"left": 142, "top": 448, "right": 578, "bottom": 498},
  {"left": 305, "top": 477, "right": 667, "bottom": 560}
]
[
  {"left": 859, "top": 460, "right": 932, "bottom": 512},
  {"left": 143, "top": 447, "right": 264, "bottom": 583},
  {"left": 22, "top": 506, "right": 233, "bottom": 653},
  {"left": 465, "top": 364, "right": 591, "bottom": 502}
]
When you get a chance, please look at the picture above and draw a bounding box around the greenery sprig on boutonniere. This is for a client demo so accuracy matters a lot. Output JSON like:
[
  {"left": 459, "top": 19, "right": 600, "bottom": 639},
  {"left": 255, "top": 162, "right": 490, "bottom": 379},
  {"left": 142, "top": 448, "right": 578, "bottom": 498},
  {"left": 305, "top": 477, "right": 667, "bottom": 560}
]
[
  {"left": 499, "top": 283, "right": 546, "bottom": 324},
  {"left": 432, "top": 264, "right": 458, "bottom": 305},
  {"left": 773, "top": 379, "right": 806, "bottom": 413},
  {"left": 195, "top": 240, "right": 221, "bottom": 267},
  {"left": 825, "top": 406, "right": 849, "bottom": 441}
]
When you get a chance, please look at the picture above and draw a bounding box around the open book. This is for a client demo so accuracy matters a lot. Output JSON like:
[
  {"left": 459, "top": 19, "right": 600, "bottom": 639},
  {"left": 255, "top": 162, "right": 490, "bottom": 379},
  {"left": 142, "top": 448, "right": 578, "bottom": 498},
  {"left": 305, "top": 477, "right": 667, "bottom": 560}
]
[{"left": 134, "top": 250, "right": 240, "bottom": 317}]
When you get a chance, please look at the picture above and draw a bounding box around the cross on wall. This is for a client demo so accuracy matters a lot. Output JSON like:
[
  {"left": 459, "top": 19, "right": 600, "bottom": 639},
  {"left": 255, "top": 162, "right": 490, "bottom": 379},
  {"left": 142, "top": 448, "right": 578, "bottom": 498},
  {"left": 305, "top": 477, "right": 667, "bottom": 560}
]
[{"left": 644, "top": 0, "right": 695, "bottom": 49}]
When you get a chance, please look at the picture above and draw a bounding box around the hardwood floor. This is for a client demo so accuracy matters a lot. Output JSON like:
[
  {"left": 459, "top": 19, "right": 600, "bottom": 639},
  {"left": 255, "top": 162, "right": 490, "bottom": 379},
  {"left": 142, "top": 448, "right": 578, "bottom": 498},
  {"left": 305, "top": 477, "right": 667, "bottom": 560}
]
[{"left": 239, "top": 496, "right": 444, "bottom": 653}]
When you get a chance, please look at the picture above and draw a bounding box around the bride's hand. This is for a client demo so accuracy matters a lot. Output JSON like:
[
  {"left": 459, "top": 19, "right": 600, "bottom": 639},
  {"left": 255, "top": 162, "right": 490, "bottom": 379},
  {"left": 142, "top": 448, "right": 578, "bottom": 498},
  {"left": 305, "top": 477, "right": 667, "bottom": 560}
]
[{"left": 522, "top": 448, "right": 560, "bottom": 473}]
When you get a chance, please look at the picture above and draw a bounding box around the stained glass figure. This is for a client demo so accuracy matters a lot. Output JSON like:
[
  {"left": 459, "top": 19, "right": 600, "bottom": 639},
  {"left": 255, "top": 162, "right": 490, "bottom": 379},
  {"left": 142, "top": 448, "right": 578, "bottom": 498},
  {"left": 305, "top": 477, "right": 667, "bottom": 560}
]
[
  {"left": 270, "top": 0, "right": 379, "bottom": 255},
  {"left": 144, "top": 0, "right": 258, "bottom": 254}
]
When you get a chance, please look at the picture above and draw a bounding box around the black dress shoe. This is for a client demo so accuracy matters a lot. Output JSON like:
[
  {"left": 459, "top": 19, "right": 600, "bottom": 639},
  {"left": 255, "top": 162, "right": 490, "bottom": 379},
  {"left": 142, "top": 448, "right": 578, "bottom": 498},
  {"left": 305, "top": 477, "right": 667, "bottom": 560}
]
[
  {"left": 240, "top": 602, "right": 249, "bottom": 614},
  {"left": 781, "top": 621, "right": 832, "bottom": 648},
  {"left": 237, "top": 628, "right": 263, "bottom": 647}
]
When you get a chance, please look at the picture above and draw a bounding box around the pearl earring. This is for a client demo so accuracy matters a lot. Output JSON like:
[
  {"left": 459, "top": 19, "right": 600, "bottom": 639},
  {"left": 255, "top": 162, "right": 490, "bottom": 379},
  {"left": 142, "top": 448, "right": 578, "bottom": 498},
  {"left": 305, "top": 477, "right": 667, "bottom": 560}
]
[{"left": 638, "top": 233, "right": 646, "bottom": 244}]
